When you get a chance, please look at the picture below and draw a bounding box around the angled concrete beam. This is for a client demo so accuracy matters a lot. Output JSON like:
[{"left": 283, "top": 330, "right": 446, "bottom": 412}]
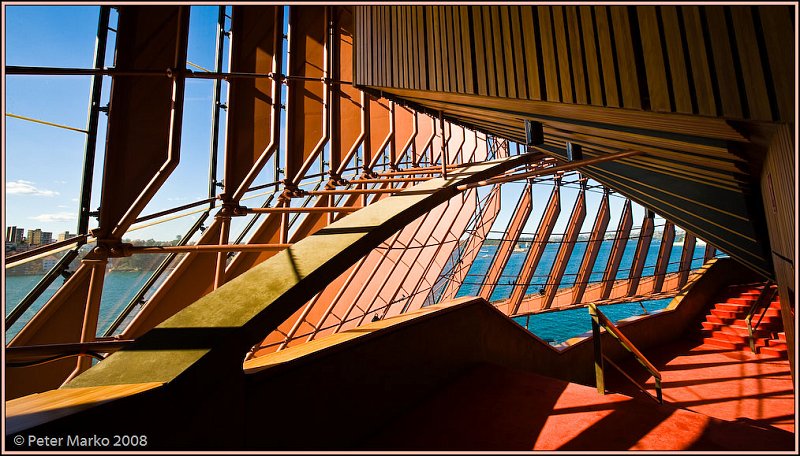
[
  {"left": 652, "top": 220, "right": 676, "bottom": 293},
  {"left": 572, "top": 190, "right": 611, "bottom": 304},
  {"left": 600, "top": 199, "right": 633, "bottom": 300},
  {"left": 627, "top": 211, "right": 656, "bottom": 296},
  {"left": 507, "top": 182, "right": 562, "bottom": 315},
  {"left": 677, "top": 232, "right": 697, "bottom": 288},
  {"left": 477, "top": 184, "right": 533, "bottom": 300},
  {"left": 704, "top": 243, "right": 716, "bottom": 263},
  {"left": 542, "top": 187, "right": 587, "bottom": 310}
]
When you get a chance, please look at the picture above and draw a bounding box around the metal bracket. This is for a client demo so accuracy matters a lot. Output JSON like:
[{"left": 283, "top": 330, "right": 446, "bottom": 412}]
[
  {"left": 90, "top": 240, "right": 134, "bottom": 258},
  {"left": 216, "top": 203, "right": 249, "bottom": 218},
  {"left": 280, "top": 181, "right": 307, "bottom": 199}
]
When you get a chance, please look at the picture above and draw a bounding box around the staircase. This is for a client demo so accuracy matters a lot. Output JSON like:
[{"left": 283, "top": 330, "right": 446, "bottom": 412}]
[{"left": 699, "top": 282, "right": 787, "bottom": 358}]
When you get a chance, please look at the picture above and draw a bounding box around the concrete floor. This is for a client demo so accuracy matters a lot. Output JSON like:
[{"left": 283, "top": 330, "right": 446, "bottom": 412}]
[
  {"left": 610, "top": 338, "right": 795, "bottom": 433},
  {"left": 361, "top": 340, "right": 795, "bottom": 451}
]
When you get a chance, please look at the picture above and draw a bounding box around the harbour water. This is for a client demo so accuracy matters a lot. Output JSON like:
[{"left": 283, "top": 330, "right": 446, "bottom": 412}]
[
  {"left": 455, "top": 239, "right": 708, "bottom": 301},
  {"left": 5, "top": 238, "right": 713, "bottom": 343},
  {"left": 513, "top": 297, "right": 674, "bottom": 345},
  {"left": 5, "top": 271, "right": 155, "bottom": 341}
]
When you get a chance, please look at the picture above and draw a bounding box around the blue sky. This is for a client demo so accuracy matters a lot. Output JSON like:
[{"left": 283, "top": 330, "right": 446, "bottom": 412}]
[
  {"left": 4, "top": 5, "right": 651, "bottom": 243},
  {"left": 5, "top": 6, "right": 225, "bottom": 242}
]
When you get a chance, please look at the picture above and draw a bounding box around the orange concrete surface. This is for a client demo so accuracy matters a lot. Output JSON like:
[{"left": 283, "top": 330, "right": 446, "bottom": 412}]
[
  {"left": 363, "top": 362, "right": 794, "bottom": 451},
  {"left": 610, "top": 339, "right": 795, "bottom": 434}
]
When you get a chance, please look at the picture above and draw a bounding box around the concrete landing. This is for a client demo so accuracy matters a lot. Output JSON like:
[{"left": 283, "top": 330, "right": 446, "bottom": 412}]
[
  {"left": 362, "top": 362, "right": 794, "bottom": 451},
  {"left": 608, "top": 338, "right": 795, "bottom": 434}
]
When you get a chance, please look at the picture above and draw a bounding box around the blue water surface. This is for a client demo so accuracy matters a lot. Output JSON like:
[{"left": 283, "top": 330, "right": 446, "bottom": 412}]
[{"left": 512, "top": 297, "right": 674, "bottom": 346}]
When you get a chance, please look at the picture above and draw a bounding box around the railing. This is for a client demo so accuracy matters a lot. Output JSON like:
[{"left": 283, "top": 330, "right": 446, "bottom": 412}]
[
  {"left": 588, "top": 303, "right": 663, "bottom": 404},
  {"left": 5, "top": 339, "right": 133, "bottom": 368},
  {"left": 745, "top": 282, "right": 778, "bottom": 353}
]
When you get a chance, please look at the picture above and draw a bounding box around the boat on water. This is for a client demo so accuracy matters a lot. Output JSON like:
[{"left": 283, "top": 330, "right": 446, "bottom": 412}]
[{"left": 3, "top": 4, "right": 795, "bottom": 451}]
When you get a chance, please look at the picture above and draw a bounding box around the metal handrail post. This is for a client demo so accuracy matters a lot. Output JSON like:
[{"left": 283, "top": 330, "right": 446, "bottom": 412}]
[
  {"left": 589, "top": 303, "right": 663, "bottom": 403},
  {"left": 589, "top": 304, "right": 605, "bottom": 395},
  {"left": 746, "top": 283, "right": 777, "bottom": 353}
]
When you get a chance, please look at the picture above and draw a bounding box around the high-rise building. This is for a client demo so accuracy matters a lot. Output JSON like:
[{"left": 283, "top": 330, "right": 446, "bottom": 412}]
[
  {"left": 6, "top": 226, "right": 24, "bottom": 244},
  {"left": 57, "top": 231, "right": 77, "bottom": 242},
  {"left": 27, "top": 228, "right": 53, "bottom": 246}
]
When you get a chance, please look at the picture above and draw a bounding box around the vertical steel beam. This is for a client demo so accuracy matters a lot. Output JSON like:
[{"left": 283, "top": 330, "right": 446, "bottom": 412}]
[
  {"left": 439, "top": 186, "right": 501, "bottom": 301},
  {"left": 477, "top": 184, "right": 533, "bottom": 300},
  {"left": 626, "top": 211, "right": 656, "bottom": 296},
  {"left": 217, "top": 5, "right": 287, "bottom": 278},
  {"left": 388, "top": 101, "right": 397, "bottom": 166},
  {"left": 439, "top": 111, "right": 448, "bottom": 175},
  {"left": 332, "top": 6, "right": 365, "bottom": 178},
  {"left": 463, "top": 129, "right": 479, "bottom": 163},
  {"left": 227, "top": 6, "right": 283, "bottom": 201},
  {"left": 98, "top": 6, "right": 190, "bottom": 240},
  {"left": 600, "top": 199, "right": 633, "bottom": 300},
  {"left": 77, "top": 5, "right": 110, "bottom": 236},
  {"left": 6, "top": 7, "right": 190, "bottom": 399},
  {"left": 507, "top": 181, "right": 562, "bottom": 315},
  {"left": 474, "top": 132, "right": 489, "bottom": 162},
  {"left": 366, "top": 96, "right": 392, "bottom": 170},
  {"left": 651, "top": 220, "right": 675, "bottom": 293},
  {"left": 447, "top": 124, "right": 465, "bottom": 165},
  {"left": 427, "top": 116, "right": 438, "bottom": 165},
  {"left": 214, "top": 215, "right": 232, "bottom": 289},
  {"left": 284, "top": 6, "right": 328, "bottom": 183},
  {"left": 412, "top": 113, "right": 434, "bottom": 167},
  {"left": 393, "top": 106, "right": 417, "bottom": 167},
  {"left": 541, "top": 186, "right": 586, "bottom": 310},
  {"left": 572, "top": 189, "right": 611, "bottom": 304},
  {"left": 63, "top": 258, "right": 107, "bottom": 384},
  {"left": 122, "top": 6, "right": 283, "bottom": 338},
  {"left": 207, "top": 6, "right": 226, "bottom": 207},
  {"left": 677, "top": 231, "right": 696, "bottom": 288}
]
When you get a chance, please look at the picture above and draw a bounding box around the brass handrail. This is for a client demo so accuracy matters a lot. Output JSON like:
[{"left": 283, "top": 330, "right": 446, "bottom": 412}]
[
  {"left": 745, "top": 282, "right": 778, "bottom": 353},
  {"left": 588, "top": 303, "right": 663, "bottom": 403}
]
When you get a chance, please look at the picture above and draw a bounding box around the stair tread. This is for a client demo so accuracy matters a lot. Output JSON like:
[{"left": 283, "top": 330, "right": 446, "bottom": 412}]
[{"left": 698, "top": 282, "right": 784, "bottom": 357}]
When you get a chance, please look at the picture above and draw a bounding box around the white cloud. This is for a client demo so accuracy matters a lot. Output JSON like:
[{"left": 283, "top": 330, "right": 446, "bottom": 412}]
[
  {"left": 53, "top": 180, "right": 68, "bottom": 184},
  {"left": 7, "top": 180, "right": 60, "bottom": 197},
  {"left": 29, "top": 212, "right": 76, "bottom": 222}
]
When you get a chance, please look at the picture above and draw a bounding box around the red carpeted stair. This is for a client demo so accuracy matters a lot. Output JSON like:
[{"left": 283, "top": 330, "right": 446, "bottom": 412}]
[{"left": 699, "top": 283, "right": 786, "bottom": 358}]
